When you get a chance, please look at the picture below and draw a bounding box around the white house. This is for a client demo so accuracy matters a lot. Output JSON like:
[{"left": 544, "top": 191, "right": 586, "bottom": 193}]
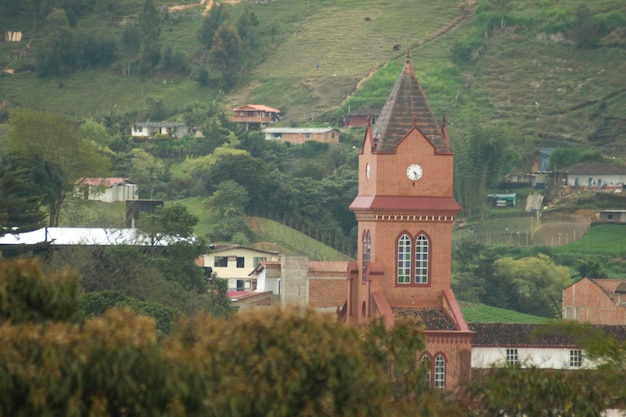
[
  {"left": 562, "top": 162, "right": 626, "bottom": 190},
  {"left": 131, "top": 122, "right": 194, "bottom": 139},
  {"left": 198, "top": 244, "right": 280, "bottom": 292},
  {"left": 75, "top": 178, "right": 138, "bottom": 203},
  {"left": 469, "top": 322, "right": 626, "bottom": 370}
]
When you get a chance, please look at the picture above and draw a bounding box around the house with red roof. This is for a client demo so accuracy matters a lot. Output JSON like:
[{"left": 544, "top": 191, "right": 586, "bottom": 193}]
[
  {"left": 75, "top": 178, "right": 138, "bottom": 203},
  {"left": 231, "top": 104, "right": 281, "bottom": 130}
]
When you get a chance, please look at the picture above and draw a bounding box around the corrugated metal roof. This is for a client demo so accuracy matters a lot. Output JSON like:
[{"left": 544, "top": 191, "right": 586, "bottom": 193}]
[
  {"left": 77, "top": 177, "right": 133, "bottom": 187},
  {"left": 263, "top": 127, "right": 336, "bottom": 134},
  {"left": 0, "top": 227, "right": 183, "bottom": 246}
]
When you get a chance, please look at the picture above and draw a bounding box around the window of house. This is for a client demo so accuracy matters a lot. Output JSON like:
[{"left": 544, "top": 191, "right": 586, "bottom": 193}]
[
  {"left": 608, "top": 213, "right": 614, "bottom": 220},
  {"left": 434, "top": 354, "right": 445, "bottom": 390},
  {"left": 362, "top": 231, "right": 371, "bottom": 283},
  {"left": 214, "top": 256, "right": 228, "bottom": 267},
  {"left": 253, "top": 257, "right": 267, "bottom": 268},
  {"left": 415, "top": 234, "right": 429, "bottom": 283},
  {"left": 397, "top": 234, "right": 411, "bottom": 284},
  {"left": 506, "top": 348, "right": 518, "bottom": 365},
  {"left": 570, "top": 349, "right": 582, "bottom": 368},
  {"left": 236, "top": 257, "right": 245, "bottom": 268},
  {"left": 305, "top": 133, "right": 310, "bottom": 139}
]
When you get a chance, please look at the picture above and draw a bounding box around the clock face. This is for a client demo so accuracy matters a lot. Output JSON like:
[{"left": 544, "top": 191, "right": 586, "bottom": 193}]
[
  {"left": 366, "top": 163, "right": 371, "bottom": 179},
  {"left": 406, "top": 164, "right": 423, "bottom": 180}
]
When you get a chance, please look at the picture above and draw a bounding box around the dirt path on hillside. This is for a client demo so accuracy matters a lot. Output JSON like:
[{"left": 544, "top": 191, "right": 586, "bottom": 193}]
[
  {"left": 351, "top": 0, "right": 476, "bottom": 100},
  {"left": 532, "top": 209, "right": 595, "bottom": 247},
  {"left": 168, "top": 0, "right": 242, "bottom": 15}
]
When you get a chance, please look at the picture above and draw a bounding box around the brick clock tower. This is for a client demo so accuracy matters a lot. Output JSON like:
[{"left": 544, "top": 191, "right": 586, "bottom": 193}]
[{"left": 347, "top": 56, "right": 473, "bottom": 390}]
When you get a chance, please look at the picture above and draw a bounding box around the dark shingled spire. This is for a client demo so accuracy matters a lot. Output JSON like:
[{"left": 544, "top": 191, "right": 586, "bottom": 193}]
[{"left": 372, "top": 56, "right": 449, "bottom": 153}]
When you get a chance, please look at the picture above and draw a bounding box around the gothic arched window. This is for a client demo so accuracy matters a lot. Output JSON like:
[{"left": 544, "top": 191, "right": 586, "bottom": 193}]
[
  {"left": 415, "top": 234, "right": 429, "bottom": 283},
  {"left": 397, "top": 233, "right": 411, "bottom": 284},
  {"left": 434, "top": 354, "right": 446, "bottom": 390},
  {"left": 362, "top": 231, "right": 370, "bottom": 283}
]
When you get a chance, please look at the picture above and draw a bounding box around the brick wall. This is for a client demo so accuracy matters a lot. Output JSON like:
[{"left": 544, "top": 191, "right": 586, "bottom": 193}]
[
  {"left": 563, "top": 278, "right": 626, "bottom": 325},
  {"left": 309, "top": 277, "right": 348, "bottom": 308}
]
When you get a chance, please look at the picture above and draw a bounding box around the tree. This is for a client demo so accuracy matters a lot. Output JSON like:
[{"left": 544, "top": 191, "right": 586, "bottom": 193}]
[
  {"left": 0, "top": 258, "right": 78, "bottom": 323},
  {"left": 0, "top": 260, "right": 441, "bottom": 417},
  {"left": 453, "top": 125, "right": 515, "bottom": 219},
  {"left": 198, "top": 2, "right": 227, "bottom": 49},
  {"left": 129, "top": 148, "right": 167, "bottom": 199},
  {"left": 120, "top": 23, "right": 141, "bottom": 76},
  {"left": 204, "top": 153, "right": 269, "bottom": 211},
  {"left": 237, "top": 7, "right": 259, "bottom": 44},
  {"left": 136, "top": 204, "right": 200, "bottom": 246},
  {"left": 138, "top": 0, "right": 161, "bottom": 70},
  {"left": 80, "top": 118, "right": 114, "bottom": 147},
  {"left": 0, "top": 155, "right": 47, "bottom": 236},
  {"left": 36, "top": 8, "right": 76, "bottom": 76},
  {"left": 492, "top": 254, "right": 571, "bottom": 318},
  {"left": 7, "top": 109, "right": 111, "bottom": 226},
  {"left": 206, "top": 180, "right": 253, "bottom": 243},
  {"left": 208, "top": 22, "right": 242, "bottom": 90}
]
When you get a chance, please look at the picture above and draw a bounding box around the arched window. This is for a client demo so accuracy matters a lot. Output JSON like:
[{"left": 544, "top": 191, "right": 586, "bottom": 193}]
[
  {"left": 434, "top": 354, "right": 445, "bottom": 390},
  {"left": 362, "top": 231, "right": 370, "bottom": 283},
  {"left": 414, "top": 234, "right": 429, "bottom": 283},
  {"left": 420, "top": 354, "right": 432, "bottom": 387},
  {"left": 397, "top": 234, "right": 411, "bottom": 284}
]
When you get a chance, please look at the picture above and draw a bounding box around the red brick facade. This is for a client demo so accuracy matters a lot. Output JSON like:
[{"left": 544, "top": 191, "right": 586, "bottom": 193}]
[
  {"left": 347, "top": 58, "right": 473, "bottom": 391},
  {"left": 563, "top": 278, "right": 626, "bottom": 324}
]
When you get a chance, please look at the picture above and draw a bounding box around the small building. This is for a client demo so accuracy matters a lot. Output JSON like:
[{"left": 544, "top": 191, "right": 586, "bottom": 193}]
[
  {"left": 231, "top": 104, "right": 281, "bottom": 130},
  {"left": 487, "top": 193, "right": 516, "bottom": 208},
  {"left": 470, "top": 322, "right": 626, "bottom": 370},
  {"left": 248, "top": 255, "right": 349, "bottom": 313},
  {"left": 343, "top": 108, "right": 380, "bottom": 128},
  {"left": 131, "top": 122, "right": 194, "bottom": 139},
  {"left": 198, "top": 244, "right": 280, "bottom": 292},
  {"left": 563, "top": 278, "right": 626, "bottom": 325},
  {"left": 562, "top": 162, "right": 626, "bottom": 191},
  {"left": 598, "top": 210, "right": 626, "bottom": 223},
  {"left": 263, "top": 127, "right": 339, "bottom": 145},
  {"left": 75, "top": 178, "right": 138, "bottom": 203}
]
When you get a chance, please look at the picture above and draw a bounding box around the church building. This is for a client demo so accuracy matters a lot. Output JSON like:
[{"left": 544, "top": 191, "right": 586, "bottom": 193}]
[{"left": 346, "top": 55, "right": 474, "bottom": 390}]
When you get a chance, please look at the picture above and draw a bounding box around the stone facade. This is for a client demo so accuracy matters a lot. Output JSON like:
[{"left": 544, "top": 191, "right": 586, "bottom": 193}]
[{"left": 563, "top": 278, "right": 626, "bottom": 325}]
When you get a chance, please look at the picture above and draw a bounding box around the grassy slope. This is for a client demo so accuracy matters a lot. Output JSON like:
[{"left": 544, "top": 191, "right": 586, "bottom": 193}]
[
  {"left": 460, "top": 302, "right": 549, "bottom": 323},
  {"left": 556, "top": 223, "right": 626, "bottom": 256},
  {"left": 2, "top": 0, "right": 626, "bottom": 158}
]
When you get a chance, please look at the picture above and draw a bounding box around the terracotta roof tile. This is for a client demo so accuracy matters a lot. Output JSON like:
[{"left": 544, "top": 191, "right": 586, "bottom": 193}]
[
  {"left": 308, "top": 261, "right": 349, "bottom": 273},
  {"left": 233, "top": 104, "right": 281, "bottom": 113},
  {"left": 78, "top": 177, "right": 131, "bottom": 187}
]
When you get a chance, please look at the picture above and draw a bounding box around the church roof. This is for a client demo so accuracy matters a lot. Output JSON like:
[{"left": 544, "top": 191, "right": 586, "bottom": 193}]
[
  {"left": 394, "top": 307, "right": 458, "bottom": 331},
  {"left": 371, "top": 57, "right": 448, "bottom": 153}
]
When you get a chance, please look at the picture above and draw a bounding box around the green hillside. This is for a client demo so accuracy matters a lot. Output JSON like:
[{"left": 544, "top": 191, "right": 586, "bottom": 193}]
[
  {"left": 2, "top": 0, "right": 625, "bottom": 160},
  {"left": 460, "top": 302, "right": 549, "bottom": 323}
]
